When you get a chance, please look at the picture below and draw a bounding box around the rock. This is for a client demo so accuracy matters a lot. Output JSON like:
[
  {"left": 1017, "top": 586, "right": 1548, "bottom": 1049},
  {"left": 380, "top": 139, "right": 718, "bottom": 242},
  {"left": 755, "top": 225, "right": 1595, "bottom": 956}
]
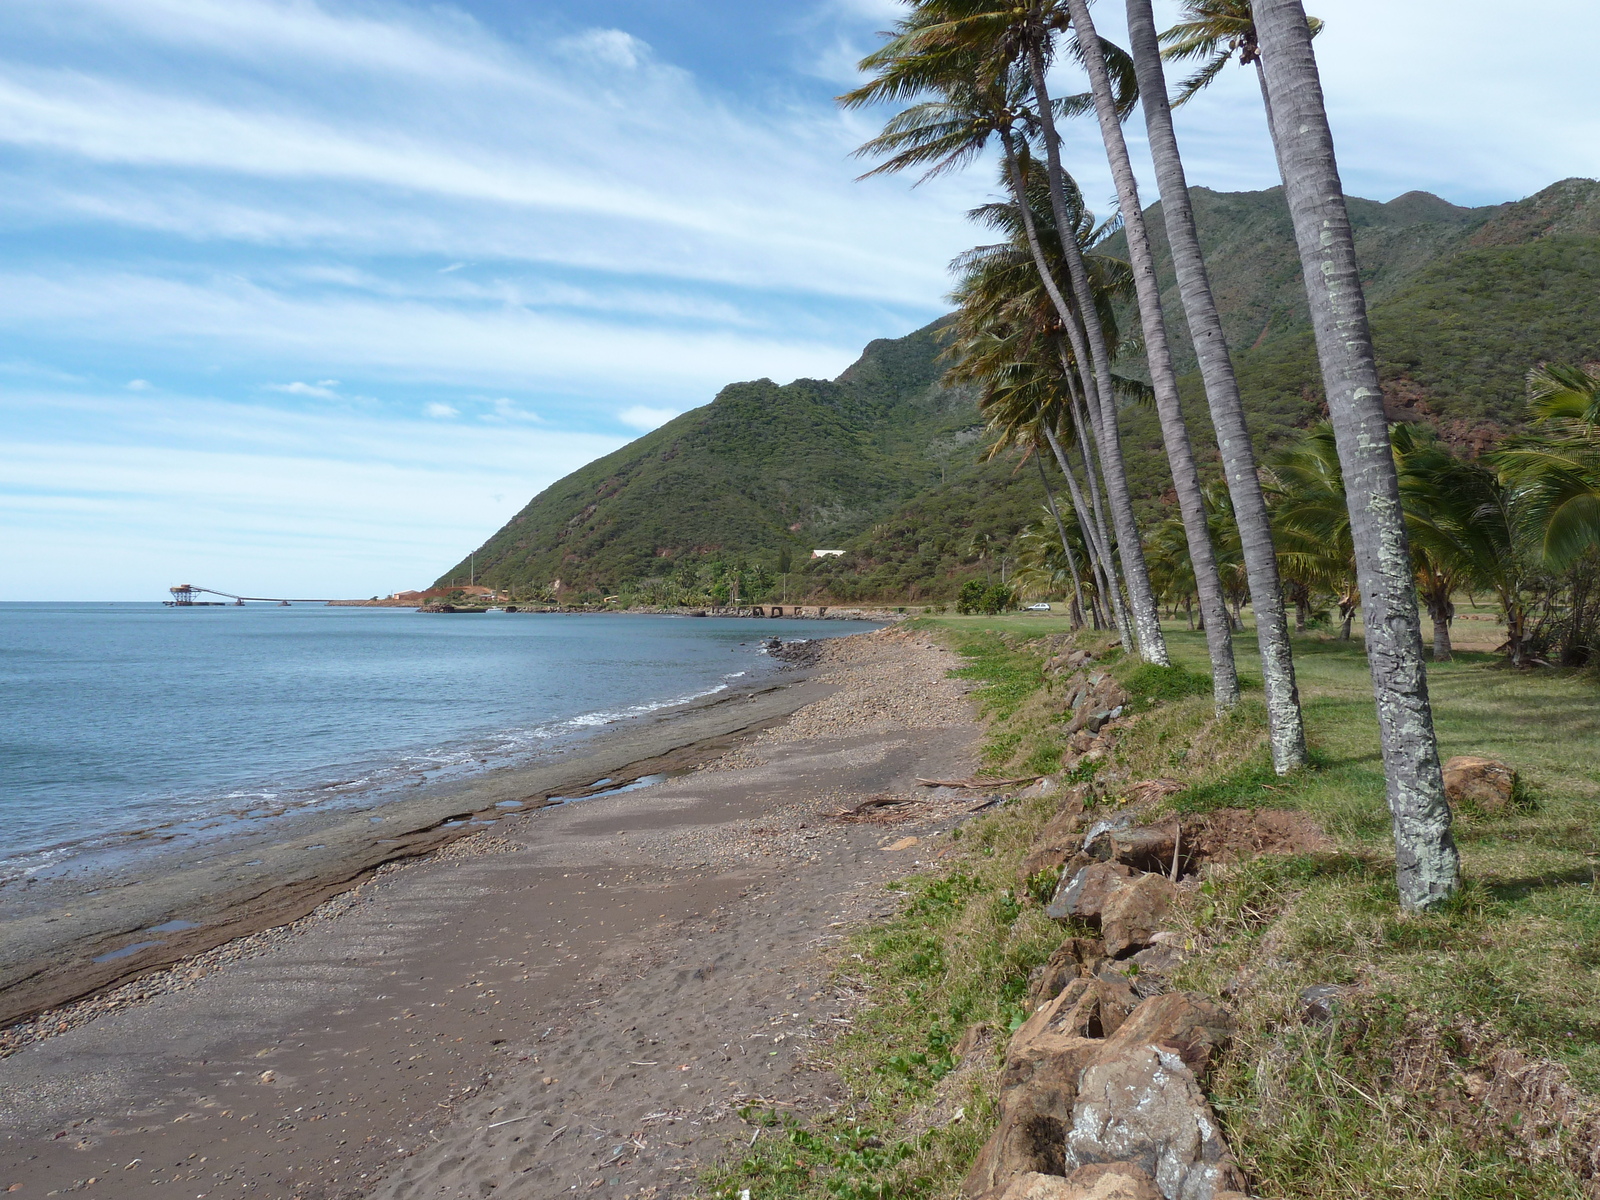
[
  {"left": 977, "top": 1165, "right": 1165, "bottom": 1200},
  {"left": 1011, "top": 978, "right": 1093, "bottom": 1061},
  {"left": 1095, "top": 682, "right": 1130, "bottom": 711},
  {"left": 1441, "top": 755, "right": 1517, "bottom": 816},
  {"left": 1066, "top": 1045, "right": 1247, "bottom": 1200},
  {"left": 1100, "top": 874, "right": 1180, "bottom": 957},
  {"left": 1097, "top": 992, "right": 1235, "bottom": 1082},
  {"left": 1068, "top": 731, "right": 1097, "bottom": 754},
  {"left": 1127, "top": 942, "right": 1186, "bottom": 983},
  {"left": 1298, "top": 984, "right": 1346, "bottom": 1027},
  {"left": 1021, "top": 796, "right": 1091, "bottom": 883},
  {"left": 1104, "top": 826, "right": 1186, "bottom": 876},
  {"left": 974, "top": 1172, "right": 1078, "bottom": 1200},
  {"left": 1028, "top": 937, "right": 1107, "bottom": 1005},
  {"left": 1046, "top": 862, "right": 1134, "bottom": 924},
  {"left": 965, "top": 1030, "right": 1103, "bottom": 1195},
  {"left": 1061, "top": 1163, "right": 1163, "bottom": 1200},
  {"left": 1122, "top": 779, "right": 1188, "bottom": 807},
  {"left": 1086, "top": 709, "right": 1118, "bottom": 734},
  {"left": 1068, "top": 649, "right": 1092, "bottom": 668}
]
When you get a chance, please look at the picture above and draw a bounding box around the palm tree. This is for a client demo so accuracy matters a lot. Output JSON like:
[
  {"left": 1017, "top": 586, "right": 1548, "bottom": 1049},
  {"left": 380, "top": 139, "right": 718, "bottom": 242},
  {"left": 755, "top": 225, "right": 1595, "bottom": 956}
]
[
  {"left": 1159, "top": 0, "right": 1322, "bottom": 106},
  {"left": 1252, "top": 0, "right": 1456, "bottom": 912},
  {"left": 1122, "top": 0, "right": 1308, "bottom": 770},
  {"left": 941, "top": 157, "right": 1141, "bottom": 642},
  {"left": 1263, "top": 425, "right": 1359, "bottom": 638},
  {"left": 1035, "top": 0, "right": 1242, "bottom": 713},
  {"left": 863, "top": 0, "right": 1171, "bottom": 664},
  {"left": 841, "top": 36, "right": 1137, "bottom": 650},
  {"left": 1499, "top": 364, "right": 1600, "bottom": 569}
]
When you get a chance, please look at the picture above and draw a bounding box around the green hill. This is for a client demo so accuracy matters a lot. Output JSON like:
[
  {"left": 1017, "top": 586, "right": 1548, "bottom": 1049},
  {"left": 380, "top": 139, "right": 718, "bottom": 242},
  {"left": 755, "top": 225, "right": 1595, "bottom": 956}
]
[{"left": 440, "top": 178, "right": 1600, "bottom": 603}]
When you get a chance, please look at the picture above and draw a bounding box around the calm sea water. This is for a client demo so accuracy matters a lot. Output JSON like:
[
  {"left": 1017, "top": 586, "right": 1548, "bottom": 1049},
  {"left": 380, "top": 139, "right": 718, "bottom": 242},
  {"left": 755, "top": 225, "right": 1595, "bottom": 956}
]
[{"left": 0, "top": 603, "right": 868, "bottom": 880}]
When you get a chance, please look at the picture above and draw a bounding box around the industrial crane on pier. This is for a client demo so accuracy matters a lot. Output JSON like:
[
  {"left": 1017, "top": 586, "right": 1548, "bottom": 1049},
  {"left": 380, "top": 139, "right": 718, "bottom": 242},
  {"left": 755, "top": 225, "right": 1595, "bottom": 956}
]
[{"left": 165, "top": 585, "right": 336, "bottom": 606}]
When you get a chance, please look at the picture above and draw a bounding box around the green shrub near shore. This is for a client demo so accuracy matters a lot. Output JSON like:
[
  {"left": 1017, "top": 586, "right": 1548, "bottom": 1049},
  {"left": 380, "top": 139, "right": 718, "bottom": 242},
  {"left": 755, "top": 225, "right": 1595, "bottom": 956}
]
[{"left": 702, "top": 615, "right": 1600, "bottom": 1199}]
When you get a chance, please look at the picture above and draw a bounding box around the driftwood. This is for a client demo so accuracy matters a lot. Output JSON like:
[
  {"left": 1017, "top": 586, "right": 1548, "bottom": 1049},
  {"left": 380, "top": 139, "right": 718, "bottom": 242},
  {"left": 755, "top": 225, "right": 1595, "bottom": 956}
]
[
  {"left": 915, "top": 776, "right": 1039, "bottom": 789},
  {"left": 839, "top": 794, "right": 912, "bottom": 816}
]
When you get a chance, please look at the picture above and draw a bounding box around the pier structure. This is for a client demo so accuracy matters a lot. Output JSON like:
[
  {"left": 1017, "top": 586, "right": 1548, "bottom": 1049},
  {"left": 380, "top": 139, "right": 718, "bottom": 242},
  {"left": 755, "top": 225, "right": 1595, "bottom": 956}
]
[{"left": 165, "top": 585, "right": 336, "bottom": 607}]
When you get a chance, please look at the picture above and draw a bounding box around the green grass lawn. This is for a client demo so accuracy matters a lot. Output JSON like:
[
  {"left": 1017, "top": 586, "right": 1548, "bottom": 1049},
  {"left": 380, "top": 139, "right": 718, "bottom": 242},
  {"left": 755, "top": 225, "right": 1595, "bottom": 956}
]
[{"left": 704, "top": 616, "right": 1600, "bottom": 1200}]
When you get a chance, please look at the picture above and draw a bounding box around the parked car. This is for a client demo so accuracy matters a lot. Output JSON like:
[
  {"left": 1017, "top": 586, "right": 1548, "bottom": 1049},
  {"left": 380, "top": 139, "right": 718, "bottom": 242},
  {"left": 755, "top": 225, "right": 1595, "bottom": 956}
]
[{"left": 1025, "top": 602, "right": 1052, "bottom": 612}]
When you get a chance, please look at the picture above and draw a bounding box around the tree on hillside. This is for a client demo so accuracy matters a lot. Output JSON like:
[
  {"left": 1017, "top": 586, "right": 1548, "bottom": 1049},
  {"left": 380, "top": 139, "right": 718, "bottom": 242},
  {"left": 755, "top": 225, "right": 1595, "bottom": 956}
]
[{"left": 1252, "top": 0, "right": 1457, "bottom": 911}]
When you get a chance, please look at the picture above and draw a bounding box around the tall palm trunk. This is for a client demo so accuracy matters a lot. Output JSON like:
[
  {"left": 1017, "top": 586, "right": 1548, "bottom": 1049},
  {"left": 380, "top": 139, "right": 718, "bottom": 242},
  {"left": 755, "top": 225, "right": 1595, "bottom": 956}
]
[
  {"left": 1253, "top": 0, "right": 1457, "bottom": 910},
  {"left": 1123, "top": 0, "right": 1308, "bottom": 770},
  {"left": 1034, "top": 448, "right": 1088, "bottom": 628},
  {"left": 1063, "top": 0, "right": 1238, "bottom": 711},
  {"left": 1431, "top": 600, "right": 1454, "bottom": 662},
  {"left": 1022, "top": 43, "right": 1169, "bottom": 665},
  {"left": 1062, "top": 358, "right": 1118, "bottom": 583},
  {"left": 998, "top": 126, "right": 1137, "bottom": 649},
  {"left": 1062, "top": 348, "right": 1135, "bottom": 640},
  {"left": 1042, "top": 420, "right": 1118, "bottom": 631}
]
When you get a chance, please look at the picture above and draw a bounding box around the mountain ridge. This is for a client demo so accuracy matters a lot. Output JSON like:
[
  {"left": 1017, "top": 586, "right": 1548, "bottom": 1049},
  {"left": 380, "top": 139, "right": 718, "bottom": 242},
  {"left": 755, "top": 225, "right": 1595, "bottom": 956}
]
[{"left": 439, "top": 177, "right": 1600, "bottom": 602}]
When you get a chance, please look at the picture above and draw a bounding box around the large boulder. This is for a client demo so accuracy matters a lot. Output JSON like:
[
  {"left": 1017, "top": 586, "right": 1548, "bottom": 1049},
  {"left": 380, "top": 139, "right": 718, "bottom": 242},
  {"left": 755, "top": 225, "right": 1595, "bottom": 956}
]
[
  {"left": 1441, "top": 755, "right": 1517, "bottom": 816},
  {"left": 965, "top": 1031, "right": 1103, "bottom": 1195},
  {"left": 1066, "top": 1046, "right": 1247, "bottom": 1200},
  {"left": 1101, "top": 874, "right": 1181, "bottom": 957},
  {"left": 1047, "top": 862, "right": 1134, "bottom": 923}
]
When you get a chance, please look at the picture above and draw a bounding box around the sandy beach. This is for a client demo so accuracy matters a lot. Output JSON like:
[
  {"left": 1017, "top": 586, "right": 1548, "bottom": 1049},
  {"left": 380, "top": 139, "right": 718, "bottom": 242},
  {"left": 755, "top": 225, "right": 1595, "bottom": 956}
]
[{"left": 0, "top": 625, "right": 986, "bottom": 1198}]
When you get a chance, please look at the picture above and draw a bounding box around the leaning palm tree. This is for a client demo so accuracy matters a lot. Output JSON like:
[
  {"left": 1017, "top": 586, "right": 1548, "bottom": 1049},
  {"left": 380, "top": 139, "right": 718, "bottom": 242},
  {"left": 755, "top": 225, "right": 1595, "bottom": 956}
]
[
  {"left": 1005, "top": 0, "right": 1242, "bottom": 714},
  {"left": 1252, "top": 0, "right": 1456, "bottom": 912},
  {"left": 942, "top": 157, "right": 1140, "bottom": 642},
  {"left": 849, "top": 3, "right": 1172, "bottom": 665},
  {"left": 1119, "top": 0, "right": 1308, "bottom": 770}
]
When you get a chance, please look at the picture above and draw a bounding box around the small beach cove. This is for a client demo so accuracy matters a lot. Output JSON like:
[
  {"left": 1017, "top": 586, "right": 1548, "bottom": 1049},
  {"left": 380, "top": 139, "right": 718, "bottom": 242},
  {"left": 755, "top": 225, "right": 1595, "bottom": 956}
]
[{"left": 0, "top": 624, "right": 979, "bottom": 1199}]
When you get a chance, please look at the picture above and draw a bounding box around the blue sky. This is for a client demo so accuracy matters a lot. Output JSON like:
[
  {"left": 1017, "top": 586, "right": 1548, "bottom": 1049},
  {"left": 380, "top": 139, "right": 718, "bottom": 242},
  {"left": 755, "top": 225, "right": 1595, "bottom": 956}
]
[{"left": 3, "top": 0, "right": 1596, "bottom": 601}]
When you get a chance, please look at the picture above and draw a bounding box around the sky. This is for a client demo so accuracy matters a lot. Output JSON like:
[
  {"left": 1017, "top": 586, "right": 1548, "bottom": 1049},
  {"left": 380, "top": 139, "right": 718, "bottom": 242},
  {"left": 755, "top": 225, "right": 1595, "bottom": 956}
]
[{"left": 2, "top": 0, "right": 1596, "bottom": 601}]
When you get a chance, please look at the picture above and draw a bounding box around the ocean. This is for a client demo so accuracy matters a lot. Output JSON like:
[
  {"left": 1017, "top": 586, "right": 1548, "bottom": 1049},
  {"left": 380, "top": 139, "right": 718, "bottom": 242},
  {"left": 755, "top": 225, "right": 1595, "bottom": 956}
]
[{"left": 0, "top": 603, "right": 870, "bottom": 883}]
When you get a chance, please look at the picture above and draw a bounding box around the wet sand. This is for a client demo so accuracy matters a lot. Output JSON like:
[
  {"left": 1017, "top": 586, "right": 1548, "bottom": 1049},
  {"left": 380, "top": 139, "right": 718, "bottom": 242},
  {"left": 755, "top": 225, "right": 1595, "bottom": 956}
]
[
  {"left": 0, "top": 626, "right": 986, "bottom": 1199},
  {"left": 0, "top": 667, "right": 834, "bottom": 1031}
]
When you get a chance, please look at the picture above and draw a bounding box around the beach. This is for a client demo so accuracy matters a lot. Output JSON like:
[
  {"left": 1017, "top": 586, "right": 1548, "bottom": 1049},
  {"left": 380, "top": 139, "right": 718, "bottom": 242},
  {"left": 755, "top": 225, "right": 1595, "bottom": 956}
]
[{"left": 0, "top": 624, "right": 984, "bottom": 1198}]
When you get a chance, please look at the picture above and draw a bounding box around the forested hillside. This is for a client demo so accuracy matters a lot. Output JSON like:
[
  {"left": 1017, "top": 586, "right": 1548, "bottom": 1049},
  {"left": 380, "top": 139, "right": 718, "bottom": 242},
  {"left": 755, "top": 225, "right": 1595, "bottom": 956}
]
[{"left": 441, "top": 178, "right": 1600, "bottom": 603}]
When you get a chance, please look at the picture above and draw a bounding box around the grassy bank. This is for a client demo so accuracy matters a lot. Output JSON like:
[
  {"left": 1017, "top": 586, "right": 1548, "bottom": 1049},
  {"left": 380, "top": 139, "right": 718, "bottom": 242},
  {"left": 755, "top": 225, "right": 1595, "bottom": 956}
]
[{"left": 702, "top": 615, "right": 1600, "bottom": 1199}]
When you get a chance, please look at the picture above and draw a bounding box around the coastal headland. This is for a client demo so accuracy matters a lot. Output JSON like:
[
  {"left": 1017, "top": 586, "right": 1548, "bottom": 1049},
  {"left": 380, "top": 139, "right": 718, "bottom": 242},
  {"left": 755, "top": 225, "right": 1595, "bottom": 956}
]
[{"left": 0, "top": 625, "right": 982, "bottom": 1197}]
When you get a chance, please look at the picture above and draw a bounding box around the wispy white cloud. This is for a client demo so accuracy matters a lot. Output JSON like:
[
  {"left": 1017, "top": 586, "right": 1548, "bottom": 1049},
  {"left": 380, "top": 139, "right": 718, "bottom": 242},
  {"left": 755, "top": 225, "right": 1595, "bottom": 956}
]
[
  {"left": 266, "top": 380, "right": 341, "bottom": 399},
  {"left": 618, "top": 405, "right": 682, "bottom": 432},
  {"left": 424, "top": 401, "right": 459, "bottom": 419}
]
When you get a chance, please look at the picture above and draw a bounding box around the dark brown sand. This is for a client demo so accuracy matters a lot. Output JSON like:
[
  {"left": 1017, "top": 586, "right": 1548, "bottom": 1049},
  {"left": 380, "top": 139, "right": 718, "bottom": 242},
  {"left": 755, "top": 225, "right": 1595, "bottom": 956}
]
[
  {"left": 0, "top": 673, "right": 831, "bottom": 1030},
  {"left": 0, "top": 626, "right": 985, "bottom": 1199}
]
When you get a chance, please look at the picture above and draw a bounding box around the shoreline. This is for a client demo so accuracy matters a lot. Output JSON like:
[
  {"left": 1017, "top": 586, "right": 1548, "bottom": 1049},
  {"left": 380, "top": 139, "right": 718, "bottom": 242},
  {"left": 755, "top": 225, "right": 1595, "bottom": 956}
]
[
  {"left": 0, "top": 658, "right": 840, "bottom": 1031},
  {"left": 0, "top": 623, "right": 984, "bottom": 1199}
]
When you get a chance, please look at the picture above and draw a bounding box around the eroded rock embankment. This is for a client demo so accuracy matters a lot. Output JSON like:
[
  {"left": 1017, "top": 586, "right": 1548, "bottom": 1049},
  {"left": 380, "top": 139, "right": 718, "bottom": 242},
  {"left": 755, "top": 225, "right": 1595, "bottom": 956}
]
[{"left": 965, "top": 773, "right": 1259, "bottom": 1200}]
